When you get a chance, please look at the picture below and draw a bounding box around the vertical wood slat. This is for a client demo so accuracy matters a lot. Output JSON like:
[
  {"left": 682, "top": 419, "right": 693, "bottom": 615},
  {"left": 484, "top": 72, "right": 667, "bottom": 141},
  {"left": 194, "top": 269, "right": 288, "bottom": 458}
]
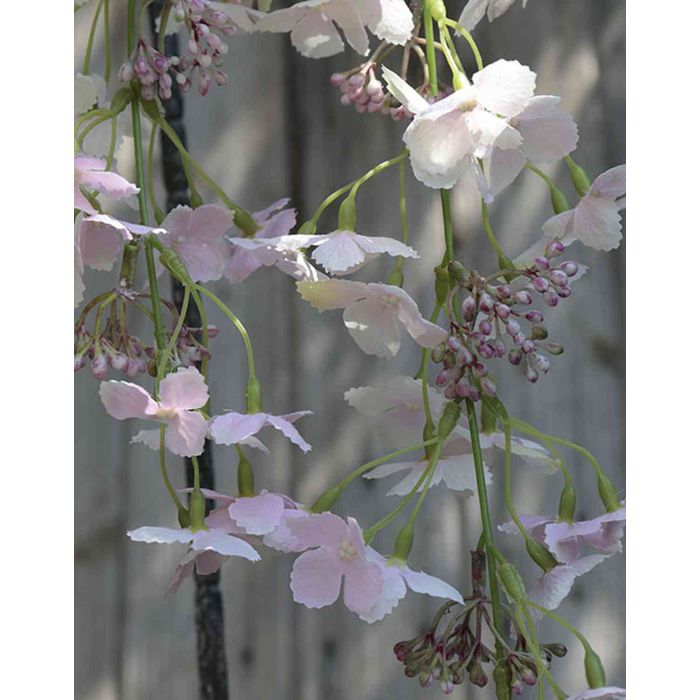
[{"left": 75, "top": 2, "right": 625, "bottom": 697}]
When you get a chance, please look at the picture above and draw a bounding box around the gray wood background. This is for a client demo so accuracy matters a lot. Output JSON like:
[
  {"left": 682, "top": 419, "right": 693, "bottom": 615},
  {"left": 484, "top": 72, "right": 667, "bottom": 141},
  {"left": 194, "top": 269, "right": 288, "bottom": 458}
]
[{"left": 75, "top": 1, "right": 625, "bottom": 698}]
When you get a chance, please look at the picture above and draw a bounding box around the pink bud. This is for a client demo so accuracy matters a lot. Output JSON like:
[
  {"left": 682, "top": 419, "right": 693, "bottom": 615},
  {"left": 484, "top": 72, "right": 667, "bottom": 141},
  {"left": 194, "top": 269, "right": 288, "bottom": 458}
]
[
  {"left": 91, "top": 355, "right": 109, "bottom": 380},
  {"left": 560, "top": 261, "right": 579, "bottom": 277},
  {"left": 514, "top": 290, "right": 532, "bottom": 305},
  {"left": 366, "top": 78, "right": 383, "bottom": 96},
  {"left": 543, "top": 290, "right": 559, "bottom": 307},
  {"left": 549, "top": 270, "right": 568, "bottom": 287},
  {"left": 533, "top": 276, "right": 550, "bottom": 293},
  {"left": 545, "top": 240, "right": 565, "bottom": 258},
  {"left": 111, "top": 353, "right": 129, "bottom": 371},
  {"left": 330, "top": 72, "right": 345, "bottom": 86}
]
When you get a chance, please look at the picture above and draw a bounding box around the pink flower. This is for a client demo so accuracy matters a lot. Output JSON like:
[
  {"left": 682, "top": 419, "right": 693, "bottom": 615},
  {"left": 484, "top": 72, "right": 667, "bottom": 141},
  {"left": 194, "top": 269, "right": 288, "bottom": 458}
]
[
  {"left": 224, "top": 199, "right": 297, "bottom": 282},
  {"left": 358, "top": 548, "right": 463, "bottom": 623},
  {"left": 499, "top": 507, "right": 627, "bottom": 564},
  {"left": 567, "top": 688, "right": 626, "bottom": 700},
  {"left": 209, "top": 410, "right": 313, "bottom": 453},
  {"left": 255, "top": 0, "right": 412, "bottom": 59},
  {"left": 530, "top": 555, "right": 611, "bottom": 611},
  {"left": 288, "top": 513, "right": 383, "bottom": 615},
  {"left": 160, "top": 204, "right": 233, "bottom": 282},
  {"left": 458, "top": 0, "right": 527, "bottom": 32},
  {"left": 128, "top": 521, "right": 260, "bottom": 594},
  {"left": 74, "top": 155, "right": 139, "bottom": 214},
  {"left": 297, "top": 280, "right": 447, "bottom": 358},
  {"left": 76, "top": 213, "right": 164, "bottom": 272},
  {"left": 543, "top": 165, "right": 626, "bottom": 251},
  {"left": 254, "top": 230, "right": 419, "bottom": 276},
  {"left": 364, "top": 437, "right": 488, "bottom": 496},
  {"left": 99, "top": 367, "right": 209, "bottom": 457}
]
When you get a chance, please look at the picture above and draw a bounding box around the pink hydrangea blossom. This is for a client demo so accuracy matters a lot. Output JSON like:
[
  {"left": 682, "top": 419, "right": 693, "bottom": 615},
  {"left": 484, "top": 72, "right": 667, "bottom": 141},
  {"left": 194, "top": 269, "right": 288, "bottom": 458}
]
[
  {"left": 543, "top": 165, "right": 626, "bottom": 251},
  {"left": 256, "top": 0, "right": 413, "bottom": 59},
  {"left": 74, "top": 155, "right": 139, "bottom": 214},
  {"left": 224, "top": 198, "right": 297, "bottom": 282},
  {"left": 251, "top": 230, "right": 419, "bottom": 276},
  {"left": 297, "top": 280, "right": 447, "bottom": 358},
  {"left": 160, "top": 204, "right": 233, "bottom": 282},
  {"left": 567, "top": 688, "right": 626, "bottom": 700},
  {"left": 288, "top": 513, "right": 383, "bottom": 615},
  {"left": 358, "top": 548, "right": 464, "bottom": 623},
  {"left": 99, "top": 367, "right": 209, "bottom": 457},
  {"left": 458, "top": 0, "right": 528, "bottom": 32},
  {"left": 209, "top": 410, "right": 313, "bottom": 453},
  {"left": 364, "top": 437, "right": 488, "bottom": 496},
  {"left": 383, "top": 61, "right": 536, "bottom": 189}
]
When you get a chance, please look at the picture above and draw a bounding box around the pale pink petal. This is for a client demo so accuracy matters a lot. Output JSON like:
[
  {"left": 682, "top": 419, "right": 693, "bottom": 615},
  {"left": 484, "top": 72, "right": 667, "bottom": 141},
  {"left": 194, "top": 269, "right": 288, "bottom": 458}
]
[
  {"left": 357, "top": 564, "right": 406, "bottom": 623},
  {"left": 290, "top": 548, "right": 343, "bottom": 607},
  {"left": 530, "top": 554, "right": 609, "bottom": 610},
  {"left": 228, "top": 493, "right": 286, "bottom": 535},
  {"left": 381, "top": 66, "right": 430, "bottom": 114},
  {"left": 357, "top": 0, "right": 413, "bottom": 45},
  {"left": 127, "top": 526, "right": 193, "bottom": 545},
  {"left": 80, "top": 168, "right": 140, "bottom": 200},
  {"left": 572, "top": 197, "right": 623, "bottom": 251},
  {"left": 296, "top": 279, "right": 367, "bottom": 310},
  {"left": 252, "top": 198, "right": 291, "bottom": 226},
  {"left": 567, "top": 687, "right": 626, "bottom": 700},
  {"left": 194, "top": 550, "right": 225, "bottom": 575},
  {"left": 457, "top": 0, "right": 489, "bottom": 31},
  {"left": 343, "top": 558, "right": 384, "bottom": 614},
  {"left": 472, "top": 59, "right": 536, "bottom": 117},
  {"left": 99, "top": 381, "right": 158, "bottom": 420},
  {"left": 131, "top": 429, "right": 161, "bottom": 451},
  {"left": 291, "top": 12, "right": 344, "bottom": 58},
  {"left": 165, "top": 411, "right": 208, "bottom": 457},
  {"left": 253, "top": 5, "right": 304, "bottom": 33},
  {"left": 209, "top": 412, "right": 268, "bottom": 445},
  {"left": 469, "top": 109, "right": 522, "bottom": 156},
  {"left": 401, "top": 567, "right": 464, "bottom": 603},
  {"left": 391, "top": 286, "right": 448, "bottom": 348},
  {"left": 590, "top": 165, "right": 626, "bottom": 200},
  {"left": 438, "top": 453, "right": 484, "bottom": 493},
  {"left": 408, "top": 154, "right": 471, "bottom": 189},
  {"left": 287, "top": 512, "right": 347, "bottom": 548},
  {"left": 478, "top": 149, "right": 527, "bottom": 202},
  {"left": 325, "top": 1, "right": 369, "bottom": 56},
  {"left": 192, "top": 530, "right": 261, "bottom": 561},
  {"left": 354, "top": 233, "right": 419, "bottom": 259},
  {"left": 266, "top": 414, "right": 313, "bottom": 452},
  {"left": 159, "top": 367, "right": 209, "bottom": 411},
  {"left": 166, "top": 551, "right": 197, "bottom": 596},
  {"left": 78, "top": 214, "right": 133, "bottom": 271},
  {"left": 311, "top": 231, "right": 367, "bottom": 273},
  {"left": 542, "top": 210, "right": 576, "bottom": 245},
  {"left": 517, "top": 96, "right": 579, "bottom": 162},
  {"left": 344, "top": 295, "right": 403, "bottom": 357},
  {"left": 263, "top": 510, "right": 310, "bottom": 553}
]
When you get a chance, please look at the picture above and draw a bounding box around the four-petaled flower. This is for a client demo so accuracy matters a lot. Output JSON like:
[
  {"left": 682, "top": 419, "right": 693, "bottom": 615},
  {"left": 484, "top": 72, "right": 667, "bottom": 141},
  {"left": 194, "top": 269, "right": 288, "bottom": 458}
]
[
  {"left": 297, "top": 279, "right": 447, "bottom": 357},
  {"left": 288, "top": 513, "right": 384, "bottom": 615},
  {"left": 99, "top": 367, "right": 209, "bottom": 457},
  {"left": 209, "top": 410, "right": 313, "bottom": 453},
  {"left": 543, "top": 165, "right": 626, "bottom": 251}
]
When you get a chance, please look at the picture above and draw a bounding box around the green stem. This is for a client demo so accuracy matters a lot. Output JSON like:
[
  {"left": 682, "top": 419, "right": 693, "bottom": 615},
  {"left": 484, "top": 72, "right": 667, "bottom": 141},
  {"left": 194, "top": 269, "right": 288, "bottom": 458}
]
[
  {"left": 398, "top": 158, "right": 409, "bottom": 245},
  {"left": 465, "top": 399, "right": 506, "bottom": 659},
  {"left": 146, "top": 121, "right": 165, "bottom": 224},
  {"left": 481, "top": 200, "right": 513, "bottom": 268},
  {"left": 103, "top": 0, "right": 111, "bottom": 81},
  {"left": 159, "top": 426, "right": 188, "bottom": 517},
  {"left": 526, "top": 599, "right": 595, "bottom": 652},
  {"left": 82, "top": 0, "right": 104, "bottom": 75},
  {"left": 423, "top": 3, "right": 438, "bottom": 94},
  {"left": 440, "top": 189, "right": 454, "bottom": 261},
  {"left": 194, "top": 285, "right": 257, "bottom": 381},
  {"left": 155, "top": 286, "right": 190, "bottom": 391},
  {"left": 437, "top": 24, "right": 465, "bottom": 83},
  {"left": 189, "top": 289, "right": 210, "bottom": 396},
  {"left": 444, "top": 18, "right": 484, "bottom": 71},
  {"left": 406, "top": 440, "right": 444, "bottom": 527},
  {"left": 127, "top": 0, "right": 137, "bottom": 54},
  {"left": 526, "top": 162, "right": 557, "bottom": 189},
  {"left": 105, "top": 116, "right": 118, "bottom": 170}
]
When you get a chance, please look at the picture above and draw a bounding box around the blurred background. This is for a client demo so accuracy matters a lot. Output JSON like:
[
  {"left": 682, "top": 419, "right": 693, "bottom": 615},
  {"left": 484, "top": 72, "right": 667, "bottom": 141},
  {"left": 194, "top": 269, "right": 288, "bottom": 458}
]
[{"left": 75, "top": 1, "right": 625, "bottom": 698}]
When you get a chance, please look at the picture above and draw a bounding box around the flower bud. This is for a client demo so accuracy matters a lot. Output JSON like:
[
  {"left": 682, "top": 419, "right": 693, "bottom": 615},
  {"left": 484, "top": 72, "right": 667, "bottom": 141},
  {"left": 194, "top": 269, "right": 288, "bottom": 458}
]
[
  {"left": 520, "top": 667, "right": 537, "bottom": 686},
  {"left": 438, "top": 401, "right": 462, "bottom": 439},
  {"left": 480, "top": 378, "right": 497, "bottom": 397},
  {"left": 447, "top": 336, "right": 461, "bottom": 352},
  {"left": 531, "top": 324, "right": 548, "bottom": 340},
  {"left": 479, "top": 293, "right": 495, "bottom": 313},
  {"left": 549, "top": 270, "right": 568, "bottom": 287},
  {"left": 550, "top": 186, "right": 570, "bottom": 214},
  {"left": 478, "top": 320, "right": 492, "bottom": 335},
  {"left": 557, "top": 285, "right": 572, "bottom": 298},
  {"left": 543, "top": 290, "right": 559, "bottom": 307},
  {"left": 462, "top": 296, "right": 477, "bottom": 320},
  {"left": 458, "top": 347, "right": 474, "bottom": 366},
  {"left": 443, "top": 351, "right": 457, "bottom": 369},
  {"left": 534, "top": 256, "right": 550, "bottom": 271},
  {"left": 330, "top": 72, "right": 345, "bottom": 86},
  {"left": 545, "top": 342, "right": 564, "bottom": 356},
  {"left": 498, "top": 562, "right": 527, "bottom": 601},
  {"left": 495, "top": 285, "right": 512, "bottom": 300},
  {"left": 431, "top": 344, "right": 446, "bottom": 363},
  {"left": 558, "top": 482, "right": 577, "bottom": 521},
  {"left": 495, "top": 303, "right": 510, "bottom": 320},
  {"left": 436, "top": 371, "right": 450, "bottom": 387},
  {"left": 524, "top": 310, "right": 543, "bottom": 323},
  {"left": 111, "top": 352, "right": 129, "bottom": 371},
  {"left": 566, "top": 157, "right": 592, "bottom": 197},
  {"left": 468, "top": 662, "right": 488, "bottom": 687},
  {"left": 533, "top": 276, "right": 550, "bottom": 293},
  {"left": 544, "top": 643, "right": 568, "bottom": 658},
  {"left": 521, "top": 340, "right": 535, "bottom": 354},
  {"left": 545, "top": 240, "right": 565, "bottom": 258},
  {"left": 514, "top": 290, "right": 532, "bottom": 305},
  {"left": 508, "top": 349, "right": 522, "bottom": 365},
  {"left": 505, "top": 319, "right": 521, "bottom": 337},
  {"left": 560, "top": 261, "right": 579, "bottom": 277},
  {"left": 526, "top": 537, "right": 558, "bottom": 572},
  {"left": 434, "top": 266, "right": 451, "bottom": 305},
  {"left": 584, "top": 647, "right": 607, "bottom": 688},
  {"left": 534, "top": 353, "right": 551, "bottom": 374},
  {"left": 74, "top": 353, "right": 87, "bottom": 372},
  {"left": 91, "top": 354, "right": 109, "bottom": 379},
  {"left": 525, "top": 365, "right": 539, "bottom": 383}
]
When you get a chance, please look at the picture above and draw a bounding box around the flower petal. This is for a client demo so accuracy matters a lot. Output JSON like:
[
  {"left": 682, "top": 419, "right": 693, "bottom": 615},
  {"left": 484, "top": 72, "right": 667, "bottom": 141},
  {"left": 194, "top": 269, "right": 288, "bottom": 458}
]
[
  {"left": 209, "top": 412, "right": 268, "bottom": 445},
  {"left": 227, "top": 493, "right": 286, "bottom": 535},
  {"left": 290, "top": 548, "right": 343, "bottom": 608},
  {"left": 127, "top": 526, "right": 193, "bottom": 545},
  {"left": 159, "top": 367, "right": 209, "bottom": 411},
  {"left": 401, "top": 567, "right": 464, "bottom": 603},
  {"left": 165, "top": 411, "right": 208, "bottom": 457},
  {"left": 266, "top": 414, "right": 313, "bottom": 452},
  {"left": 100, "top": 381, "right": 157, "bottom": 420},
  {"left": 192, "top": 530, "right": 261, "bottom": 561},
  {"left": 290, "top": 12, "right": 344, "bottom": 59},
  {"left": 472, "top": 59, "right": 536, "bottom": 117},
  {"left": 343, "top": 558, "right": 384, "bottom": 614},
  {"left": 381, "top": 66, "right": 430, "bottom": 114}
]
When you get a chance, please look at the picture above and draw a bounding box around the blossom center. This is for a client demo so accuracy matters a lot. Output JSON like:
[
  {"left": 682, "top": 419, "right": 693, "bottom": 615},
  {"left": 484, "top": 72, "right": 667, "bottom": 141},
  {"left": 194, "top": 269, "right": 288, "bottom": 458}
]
[
  {"left": 154, "top": 405, "right": 178, "bottom": 419},
  {"left": 458, "top": 97, "right": 478, "bottom": 113},
  {"left": 338, "top": 539, "right": 358, "bottom": 562},
  {"left": 381, "top": 294, "right": 399, "bottom": 308}
]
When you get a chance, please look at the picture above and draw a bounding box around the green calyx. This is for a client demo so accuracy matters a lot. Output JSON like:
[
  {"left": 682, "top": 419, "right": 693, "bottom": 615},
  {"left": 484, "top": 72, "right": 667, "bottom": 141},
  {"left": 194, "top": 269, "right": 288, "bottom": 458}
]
[
  {"left": 566, "top": 156, "right": 592, "bottom": 197},
  {"left": 392, "top": 523, "right": 415, "bottom": 561},
  {"left": 188, "top": 489, "right": 207, "bottom": 531},
  {"left": 437, "top": 401, "right": 461, "bottom": 440},
  {"left": 237, "top": 451, "right": 255, "bottom": 497},
  {"left": 558, "top": 482, "right": 577, "bottom": 521},
  {"left": 310, "top": 486, "right": 342, "bottom": 514},
  {"left": 584, "top": 646, "right": 607, "bottom": 689},
  {"left": 597, "top": 475, "right": 621, "bottom": 512},
  {"left": 525, "top": 537, "right": 558, "bottom": 572},
  {"left": 234, "top": 209, "right": 259, "bottom": 238},
  {"left": 550, "top": 185, "right": 571, "bottom": 214},
  {"left": 498, "top": 562, "right": 527, "bottom": 602},
  {"left": 337, "top": 195, "right": 357, "bottom": 231},
  {"left": 246, "top": 376, "right": 262, "bottom": 414},
  {"left": 434, "top": 266, "right": 451, "bottom": 306}
]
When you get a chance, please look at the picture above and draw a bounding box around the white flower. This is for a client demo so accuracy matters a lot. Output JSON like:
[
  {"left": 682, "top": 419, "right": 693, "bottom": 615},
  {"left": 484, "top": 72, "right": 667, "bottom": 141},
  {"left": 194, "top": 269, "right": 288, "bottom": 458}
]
[
  {"left": 543, "top": 165, "right": 626, "bottom": 251},
  {"left": 458, "top": 0, "right": 528, "bottom": 32},
  {"left": 255, "top": 0, "right": 413, "bottom": 59},
  {"left": 383, "top": 61, "right": 536, "bottom": 189}
]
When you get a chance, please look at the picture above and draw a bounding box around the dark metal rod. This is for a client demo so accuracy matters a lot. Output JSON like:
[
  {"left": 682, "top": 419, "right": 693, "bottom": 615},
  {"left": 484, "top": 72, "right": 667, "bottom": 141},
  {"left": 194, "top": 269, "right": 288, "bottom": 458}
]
[{"left": 148, "top": 5, "right": 230, "bottom": 698}]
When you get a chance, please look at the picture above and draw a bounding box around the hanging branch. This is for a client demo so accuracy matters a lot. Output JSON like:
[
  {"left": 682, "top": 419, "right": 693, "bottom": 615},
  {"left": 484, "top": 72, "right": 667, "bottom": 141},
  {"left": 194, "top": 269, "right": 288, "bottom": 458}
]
[{"left": 148, "top": 5, "right": 230, "bottom": 699}]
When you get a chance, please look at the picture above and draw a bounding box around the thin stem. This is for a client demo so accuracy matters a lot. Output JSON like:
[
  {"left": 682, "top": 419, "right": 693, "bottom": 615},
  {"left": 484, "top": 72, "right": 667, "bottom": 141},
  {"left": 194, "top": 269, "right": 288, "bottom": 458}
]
[
  {"left": 444, "top": 18, "right": 484, "bottom": 71},
  {"left": 398, "top": 159, "right": 409, "bottom": 245},
  {"left": 440, "top": 189, "right": 454, "bottom": 261},
  {"left": 194, "top": 285, "right": 257, "bottom": 380},
  {"left": 103, "top": 0, "right": 111, "bottom": 81},
  {"left": 82, "top": 0, "right": 104, "bottom": 75},
  {"left": 159, "top": 426, "right": 188, "bottom": 515},
  {"left": 348, "top": 152, "right": 408, "bottom": 199},
  {"left": 437, "top": 24, "right": 464, "bottom": 82},
  {"left": 338, "top": 438, "right": 439, "bottom": 491},
  {"left": 465, "top": 399, "right": 506, "bottom": 658},
  {"left": 189, "top": 288, "right": 210, "bottom": 388},
  {"left": 526, "top": 599, "right": 595, "bottom": 652},
  {"left": 155, "top": 286, "right": 190, "bottom": 392},
  {"left": 105, "top": 116, "right": 118, "bottom": 170},
  {"left": 157, "top": 0, "right": 172, "bottom": 54},
  {"left": 146, "top": 120, "right": 165, "bottom": 223},
  {"left": 526, "top": 162, "right": 557, "bottom": 189},
  {"left": 481, "top": 200, "right": 513, "bottom": 266},
  {"left": 407, "top": 440, "right": 444, "bottom": 527},
  {"left": 502, "top": 414, "right": 530, "bottom": 541},
  {"left": 422, "top": 3, "right": 438, "bottom": 94},
  {"left": 191, "top": 454, "right": 202, "bottom": 491}
]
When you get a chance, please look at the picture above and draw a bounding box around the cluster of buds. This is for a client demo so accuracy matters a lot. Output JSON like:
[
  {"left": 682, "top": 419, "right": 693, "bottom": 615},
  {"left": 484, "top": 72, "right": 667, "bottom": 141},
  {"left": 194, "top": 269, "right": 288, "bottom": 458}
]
[
  {"left": 330, "top": 67, "right": 451, "bottom": 119},
  {"left": 394, "top": 552, "right": 566, "bottom": 695},
  {"left": 75, "top": 324, "right": 152, "bottom": 380},
  {"left": 431, "top": 241, "right": 580, "bottom": 399},
  {"left": 170, "top": 0, "right": 235, "bottom": 95},
  {"left": 119, "top": 39, "right": 175, "bottom": 101}
]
